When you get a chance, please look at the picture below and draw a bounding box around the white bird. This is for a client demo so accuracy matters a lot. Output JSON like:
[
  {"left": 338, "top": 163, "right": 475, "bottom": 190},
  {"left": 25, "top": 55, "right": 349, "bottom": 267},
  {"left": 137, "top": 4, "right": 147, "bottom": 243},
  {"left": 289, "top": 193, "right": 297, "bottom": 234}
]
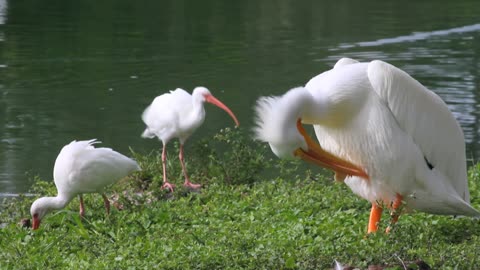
[
  {"left": 141, "top": 87, "right": 239, "bottom": 192},
  {"left": 254, "top": 58, "right": 480, "bottom": 233},
  {"left": 30, "top": 139, "right": 140, "bottom": 230}
]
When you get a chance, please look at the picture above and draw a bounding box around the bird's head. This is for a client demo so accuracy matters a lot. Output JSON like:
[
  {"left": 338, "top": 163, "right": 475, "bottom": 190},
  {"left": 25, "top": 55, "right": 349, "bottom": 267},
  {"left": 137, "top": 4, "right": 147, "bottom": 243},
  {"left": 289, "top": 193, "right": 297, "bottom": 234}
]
[
  {"left": 254, "top": 89, "right": 308, "bottom": 159},
  {"left": 254, "top": 87, "right": 369, "bottom": 179},
  {"left": 30, "top": 197, "right": 51, "bottom": 230},
  {"left": 193, "top": 86, "right": 240, "bottom": 127}
]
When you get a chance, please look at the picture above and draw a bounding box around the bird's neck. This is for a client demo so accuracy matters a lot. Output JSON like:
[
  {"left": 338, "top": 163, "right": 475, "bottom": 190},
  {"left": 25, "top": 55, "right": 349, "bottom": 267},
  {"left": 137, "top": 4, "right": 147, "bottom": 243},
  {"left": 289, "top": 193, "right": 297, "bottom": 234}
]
[
  {"left": 281, "top": 87, "right": 315, "bottom": 125},
  {"left": 38, "top": 195, "right": 72, "bottom": 212},
  {"left": 189, "top": 97, "right": 206, "bottom": 122},
  {"left": 177, "top": 98, "right": 206, "bottom": 139},
  {"left": 192, "top": 99, "right": 205, "bottom": 114}
]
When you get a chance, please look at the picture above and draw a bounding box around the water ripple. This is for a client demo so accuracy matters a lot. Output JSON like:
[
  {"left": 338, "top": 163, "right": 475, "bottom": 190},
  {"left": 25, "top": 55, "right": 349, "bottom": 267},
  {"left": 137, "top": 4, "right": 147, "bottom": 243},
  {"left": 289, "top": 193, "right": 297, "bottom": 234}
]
[{"left": 331, "top": 23, "right": 480, "bottom": 50}]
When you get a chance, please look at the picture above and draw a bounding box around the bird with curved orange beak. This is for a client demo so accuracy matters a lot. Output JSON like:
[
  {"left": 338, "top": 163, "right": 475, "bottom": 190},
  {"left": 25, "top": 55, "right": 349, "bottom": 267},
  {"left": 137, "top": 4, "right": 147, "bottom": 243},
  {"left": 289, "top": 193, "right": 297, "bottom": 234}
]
[
  {"left": 30, "top": 139, "right": 140, "bottom": 230},
  {"left": 141, "top": 87, "right": 239, "bottom": 192}
]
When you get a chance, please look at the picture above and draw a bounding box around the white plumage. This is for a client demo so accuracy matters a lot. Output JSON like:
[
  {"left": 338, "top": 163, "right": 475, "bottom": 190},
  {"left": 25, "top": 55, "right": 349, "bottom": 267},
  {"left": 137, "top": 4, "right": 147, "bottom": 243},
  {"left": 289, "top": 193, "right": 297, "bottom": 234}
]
[
  {"left": 142, "top": 87, "right": 239, "bottom": 191},
  {"left": 142, "top": 88, "right": 204, "bottom": 144},
  {"left": 30, "top": 139, "right": 140, "bottom": 229},
  {"left": 254, "top": 58, "right": 479, "bottom": 233}
]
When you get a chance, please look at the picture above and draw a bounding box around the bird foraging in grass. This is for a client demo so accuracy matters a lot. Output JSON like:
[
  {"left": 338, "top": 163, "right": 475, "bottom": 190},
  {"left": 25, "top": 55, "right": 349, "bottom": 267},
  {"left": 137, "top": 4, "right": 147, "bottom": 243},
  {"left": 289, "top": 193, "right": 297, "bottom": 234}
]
[
  {"left": 141, "top": 87, "right": 239, "bottom": 192},
  {"left": 30, "top": 139, "right": 140, "bottom": 230},
  {"left": 254, "top": 58, "right": 480, "bottom": 233}
]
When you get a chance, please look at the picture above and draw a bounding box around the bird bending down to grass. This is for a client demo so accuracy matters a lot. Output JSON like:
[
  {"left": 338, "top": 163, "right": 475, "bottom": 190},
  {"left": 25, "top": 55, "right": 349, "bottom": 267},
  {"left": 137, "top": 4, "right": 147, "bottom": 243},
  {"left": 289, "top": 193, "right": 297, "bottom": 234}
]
[
  {"left": 30, "top": 139, "right": 140, "bottom": 230},
  {"left": 254, "top": 58, "right": 480, "bottom": 233},
  {"left": 141, "top": 87, "right": 239, "bottom": 192}
]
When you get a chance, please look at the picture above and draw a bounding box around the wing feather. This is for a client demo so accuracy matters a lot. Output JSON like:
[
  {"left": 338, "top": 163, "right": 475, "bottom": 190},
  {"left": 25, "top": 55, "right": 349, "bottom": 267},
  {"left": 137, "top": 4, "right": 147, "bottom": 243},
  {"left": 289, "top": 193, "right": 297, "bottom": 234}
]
[
  {"left": 141, "top": 88, "right": 192, "bottom": 140},
  {"left": 367, "top": 60, "right": 469, "bottom": 201},
  {"left": 333, "top": 57, "right": 359, "bottom": 69},
  {"left": 54, "top": 140, "right": 140, "bottom": 194}
]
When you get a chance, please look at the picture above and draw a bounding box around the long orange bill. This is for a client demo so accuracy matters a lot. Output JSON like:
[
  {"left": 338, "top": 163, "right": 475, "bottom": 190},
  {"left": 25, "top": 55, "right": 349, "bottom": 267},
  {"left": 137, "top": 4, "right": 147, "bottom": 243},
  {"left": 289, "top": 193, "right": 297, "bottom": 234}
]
[
  {"left": 205, "top": 94, "right": 240, "bottom": 127},
  {"left": 32, "top": 214, "right": 40, "bottom": 230},
  {"left": 293, "top": 119, "right": 369, "bottom": 180}
]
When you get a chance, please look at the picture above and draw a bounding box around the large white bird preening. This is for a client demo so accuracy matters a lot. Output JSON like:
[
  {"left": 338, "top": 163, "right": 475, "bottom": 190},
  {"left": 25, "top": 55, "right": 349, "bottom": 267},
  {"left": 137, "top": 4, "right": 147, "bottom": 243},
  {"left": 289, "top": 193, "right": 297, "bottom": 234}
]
[
  {"left": 141, "top": 87, "right": 239, "bottom": 192},
  {"left": 254, "top": 58, "right": 480, "bottom": 233},
  {"left": 30, "top": 139, "right": 140, "bottom": 230}
]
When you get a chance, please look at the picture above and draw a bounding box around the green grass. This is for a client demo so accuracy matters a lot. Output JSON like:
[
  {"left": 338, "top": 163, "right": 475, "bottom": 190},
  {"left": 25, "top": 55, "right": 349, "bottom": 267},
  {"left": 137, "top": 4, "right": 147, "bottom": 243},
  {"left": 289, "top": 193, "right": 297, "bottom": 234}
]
[{"left": 1, "top": 128, "right": 480, "bottom": 269}]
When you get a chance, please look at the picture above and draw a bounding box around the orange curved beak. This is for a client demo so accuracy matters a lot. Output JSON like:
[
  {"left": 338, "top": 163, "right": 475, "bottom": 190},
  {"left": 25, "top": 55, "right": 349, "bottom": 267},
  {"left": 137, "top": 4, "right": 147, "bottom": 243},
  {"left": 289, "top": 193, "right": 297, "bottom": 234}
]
[
  {"left": 32, "top": 214, "right": 41, "bottom": 230},
  {"left": 205, "top": 94, "right": 240, "bottom": 127},
  {"left": 293, "top": 119, "right": 369, "bottom": 180}
]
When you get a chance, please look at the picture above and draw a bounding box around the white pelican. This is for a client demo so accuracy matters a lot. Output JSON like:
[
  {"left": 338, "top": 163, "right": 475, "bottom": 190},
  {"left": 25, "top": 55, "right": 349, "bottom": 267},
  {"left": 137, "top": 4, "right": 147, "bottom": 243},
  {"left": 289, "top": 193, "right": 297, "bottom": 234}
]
[
  {"left": 30, "top": 139, "right": 140, "bottom": 230},
  {"left": 254, "top": 58, "right": 480, "bottom": 233},
  {"left": 141, "top": 87, "right": 239, "bottom": 192}
]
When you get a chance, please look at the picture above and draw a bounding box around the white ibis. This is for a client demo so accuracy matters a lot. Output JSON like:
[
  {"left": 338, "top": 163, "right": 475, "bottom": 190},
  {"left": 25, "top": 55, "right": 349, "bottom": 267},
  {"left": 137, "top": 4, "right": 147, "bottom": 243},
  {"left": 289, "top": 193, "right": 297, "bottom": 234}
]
[
  {"left": 30, "top": 139, "right": 140, "bottom": 230},
  {"left": 141, "top": 87, "right": 239, "bottom": 192},
  {"left": 254, "top": 58, "right": 480, "bottom": 233}
]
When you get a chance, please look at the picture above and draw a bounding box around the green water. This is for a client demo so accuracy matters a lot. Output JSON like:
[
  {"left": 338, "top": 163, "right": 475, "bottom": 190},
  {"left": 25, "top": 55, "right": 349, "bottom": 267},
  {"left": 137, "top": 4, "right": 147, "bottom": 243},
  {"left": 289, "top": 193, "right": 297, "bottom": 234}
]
[{"left": 1, "top": 0, "right": 480, "bottom": 194}]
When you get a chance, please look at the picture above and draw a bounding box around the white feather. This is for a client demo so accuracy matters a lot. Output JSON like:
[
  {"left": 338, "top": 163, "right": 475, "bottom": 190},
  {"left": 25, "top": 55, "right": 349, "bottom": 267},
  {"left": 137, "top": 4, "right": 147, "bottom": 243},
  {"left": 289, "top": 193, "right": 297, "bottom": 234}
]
[
  {"left": 367, "top": 60, "right": 468, "bottom": 201},
  {"left": 254, "top": 88, "right": 309, "bottom": 158},
  {"left": 307, "top": 58, "right": 478, "bottom": 216},
  {"left": 54, "top": 139, "right": 140, "bottom": 195},
  {"left": 333, "top": 57, "right": 359, "bottom": 69},
  {"left": 141, "top": 88, "right": 206, "bottom": 143}
]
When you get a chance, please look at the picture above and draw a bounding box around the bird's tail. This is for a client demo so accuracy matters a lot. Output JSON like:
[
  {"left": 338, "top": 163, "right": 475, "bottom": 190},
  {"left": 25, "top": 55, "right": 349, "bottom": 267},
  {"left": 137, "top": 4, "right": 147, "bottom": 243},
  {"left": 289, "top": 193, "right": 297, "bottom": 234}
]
[
  {"left": 407, "top": 191, "right": 480, "bottom": 217},
  {"left": 130, "top": 159, "right": 142, "bottom": 173}
]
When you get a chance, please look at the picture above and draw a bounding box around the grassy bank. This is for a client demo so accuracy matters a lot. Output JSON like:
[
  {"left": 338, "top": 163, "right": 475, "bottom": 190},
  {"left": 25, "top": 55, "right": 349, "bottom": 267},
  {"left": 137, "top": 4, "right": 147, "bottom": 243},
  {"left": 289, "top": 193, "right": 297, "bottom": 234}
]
[{"left": 1, "top": 128, "right": 479, "bottom": 269}]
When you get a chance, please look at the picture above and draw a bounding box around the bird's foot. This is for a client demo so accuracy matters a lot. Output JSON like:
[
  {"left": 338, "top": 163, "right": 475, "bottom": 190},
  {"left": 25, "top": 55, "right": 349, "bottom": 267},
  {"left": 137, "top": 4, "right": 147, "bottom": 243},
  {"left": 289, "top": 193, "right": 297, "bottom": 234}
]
[
  {"left": 183, "top": 181, "right": 201, "bottom": 190},
  {"left": 161, "top": 182, "right": 175, "bottom": 192}
]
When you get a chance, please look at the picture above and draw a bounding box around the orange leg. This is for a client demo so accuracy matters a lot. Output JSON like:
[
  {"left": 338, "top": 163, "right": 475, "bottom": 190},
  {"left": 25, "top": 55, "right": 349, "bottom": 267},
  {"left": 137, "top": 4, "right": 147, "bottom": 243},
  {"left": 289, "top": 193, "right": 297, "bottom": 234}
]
[
  {"left": 161, "top": 144, "right": 175, "bottom": 192},
  {"left": 367, "top": 202, "right": 383, "bottom": 233},
  {"left": 386, "top": 194, "right": 403, "bottom": 233}
]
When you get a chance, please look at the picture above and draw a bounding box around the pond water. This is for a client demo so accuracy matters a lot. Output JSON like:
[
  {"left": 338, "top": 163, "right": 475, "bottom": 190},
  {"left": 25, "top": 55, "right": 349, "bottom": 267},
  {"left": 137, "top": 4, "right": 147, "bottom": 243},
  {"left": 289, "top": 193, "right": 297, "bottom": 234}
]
[{"left": 1, "top": 0, "right": 480, "bottom": 195}]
